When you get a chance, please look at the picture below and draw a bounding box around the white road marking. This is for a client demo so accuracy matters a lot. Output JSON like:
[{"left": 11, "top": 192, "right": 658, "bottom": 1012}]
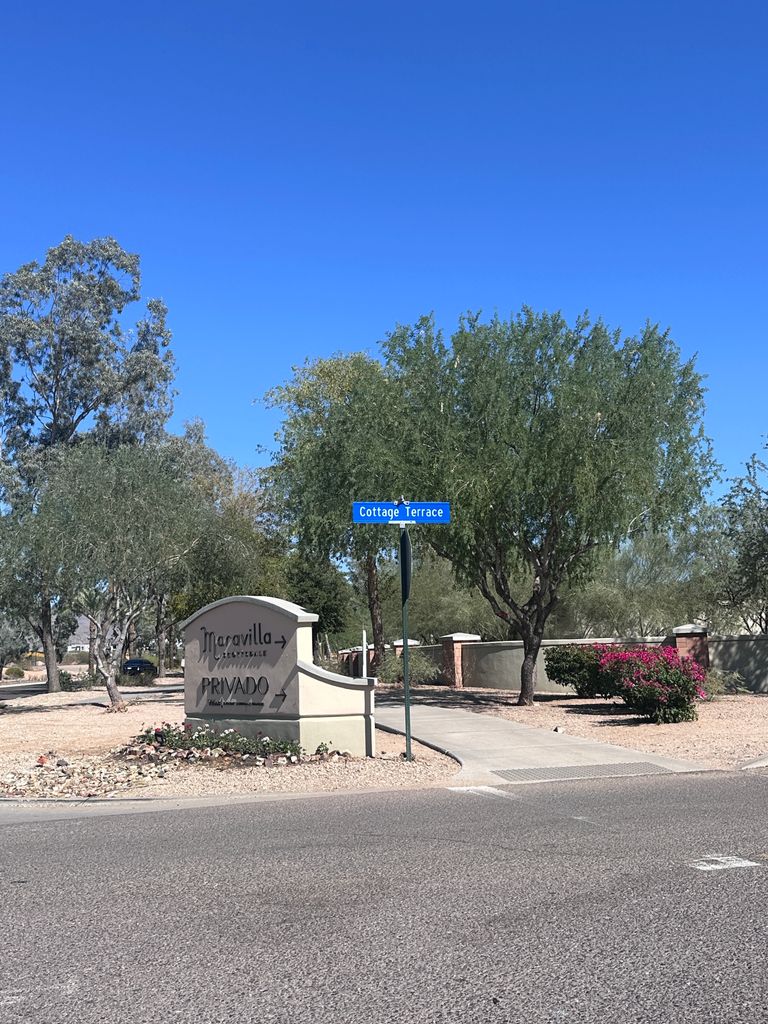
[
  {"left": 448, "top": 785, "right": 520, "bottom": 800},
  {"left": 688, "top": 855, "right": 760, "bottom": 872}
]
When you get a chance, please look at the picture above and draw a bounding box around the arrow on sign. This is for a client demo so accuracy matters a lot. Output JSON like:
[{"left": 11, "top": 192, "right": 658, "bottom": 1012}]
[{"left": 278, "top": 635, "right": 287, "bottom": 649}]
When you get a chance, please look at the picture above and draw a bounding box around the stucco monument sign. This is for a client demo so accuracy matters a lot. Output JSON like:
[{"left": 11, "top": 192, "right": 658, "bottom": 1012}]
[{"left": 181, "top": 596, "right": 375, "bottom": 756}]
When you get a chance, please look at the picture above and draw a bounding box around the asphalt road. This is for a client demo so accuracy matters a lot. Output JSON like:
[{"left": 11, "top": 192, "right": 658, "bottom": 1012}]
[{"left": 2, "top": 771, "right": 767, "bottom": 1024}]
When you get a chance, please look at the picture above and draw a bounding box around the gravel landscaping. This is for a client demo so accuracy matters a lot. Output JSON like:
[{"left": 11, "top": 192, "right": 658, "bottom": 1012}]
[
  {"left": 380, "top": 685, "right": 768, "bottom": 769},
  {"left": 0, "top": 690, "right": 459, "bottom": 800}
]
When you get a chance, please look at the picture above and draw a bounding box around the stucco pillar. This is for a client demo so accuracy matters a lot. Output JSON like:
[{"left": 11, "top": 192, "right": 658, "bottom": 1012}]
[
  {"left": 673, "top": 624, "right": 710, "bottom": 670},
  {"left": 439, "top": 633, "right": 481, "bottom": 688}
]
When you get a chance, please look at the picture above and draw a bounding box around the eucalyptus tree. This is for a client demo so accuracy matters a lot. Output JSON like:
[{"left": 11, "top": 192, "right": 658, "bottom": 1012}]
[
  {"left": 265, "top": 354, "right": 406, "bottom": 664},
  {"left": 384, "top": 309, "right": 715, "bottom": 703},
  {"left": 0, "top": 236, "right": 175, "bottom": 689}
]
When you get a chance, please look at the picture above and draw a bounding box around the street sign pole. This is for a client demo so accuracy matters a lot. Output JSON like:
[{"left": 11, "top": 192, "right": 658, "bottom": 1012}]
[
  {"left": 351, "top": 500, "right": 450, "bottom": 764},
  {"left": 399, "top": 523, "right": 413, "bottom": 761}
]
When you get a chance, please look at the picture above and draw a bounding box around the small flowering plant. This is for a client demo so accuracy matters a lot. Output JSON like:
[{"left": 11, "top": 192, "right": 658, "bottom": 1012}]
[
  {"left": 134, "top": 722, "right": 304, "bottom": 758},
  {"left": 597, "top": 646, "right": 707, "bottom": 724}
]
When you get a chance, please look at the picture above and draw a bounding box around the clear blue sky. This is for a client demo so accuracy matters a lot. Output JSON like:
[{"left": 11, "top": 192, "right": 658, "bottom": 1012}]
[{"left": 1, "top": 1, "right": 765, "bottom": 486}]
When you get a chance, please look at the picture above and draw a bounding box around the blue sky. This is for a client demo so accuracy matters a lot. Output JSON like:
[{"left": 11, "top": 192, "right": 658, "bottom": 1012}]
[{"left": 1, "top": 1, "right": 765, "bottom": 486}]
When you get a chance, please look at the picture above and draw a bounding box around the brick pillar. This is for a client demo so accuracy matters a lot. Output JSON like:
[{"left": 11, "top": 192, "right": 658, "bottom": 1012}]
[
  {"left": 439, "top": 633, "right": 481, "bottom": 688},
  {"left": 392, "top": 639, "right": 419, "bottom": 659},
  {"left": 673, "top": 624, "right": 710, "bottom": 670}
]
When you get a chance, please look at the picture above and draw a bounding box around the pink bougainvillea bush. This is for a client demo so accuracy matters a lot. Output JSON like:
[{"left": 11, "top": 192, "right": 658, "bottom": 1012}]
[{"left": 597, "top": 645, "right": 707, "bottom": 724}]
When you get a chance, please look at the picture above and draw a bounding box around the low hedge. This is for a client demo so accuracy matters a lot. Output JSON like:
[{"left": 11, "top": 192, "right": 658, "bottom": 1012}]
[
  {"left": 377, "top": 649, "right": 442, "bottom": 686},
  {"left": 545, "top": 643, "right": 708, "bottom": 723},
  {"left": 544, "top": 645, "right": 615, "bottom": 698}
]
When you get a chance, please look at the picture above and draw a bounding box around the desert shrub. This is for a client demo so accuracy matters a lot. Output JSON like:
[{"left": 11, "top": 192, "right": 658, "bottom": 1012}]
[
  {"left": 60, "top": 672, "right": 100, "bottom": 691},
  {"left": 3, "top": 664, "right": 24, "bottom": 679},
  {"left": 598, "top": 646, "right": 706, "bottom": 723},
  {"left": 377, "top": 649, "right": 442, "bottom": 685},
  {"left": 117, "top": 672, "right": 157, "bottom": 688},
  {"left": 701, "top": 668, "right": 748, "bottom": 699},
  {"left": 543, "top": 645, "right": 616, "bottom": 698},
  {"left": 135, "top": 722, "right": 303, "bottom": 758}
]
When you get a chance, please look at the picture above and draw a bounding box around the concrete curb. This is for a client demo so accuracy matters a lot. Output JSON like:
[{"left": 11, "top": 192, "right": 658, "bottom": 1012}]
[
  {"left": 374, "top": 722, "right": 464, "bottom": 767},
  {"left": 737, "top": 754, "right": 768, "bottom": 770}
]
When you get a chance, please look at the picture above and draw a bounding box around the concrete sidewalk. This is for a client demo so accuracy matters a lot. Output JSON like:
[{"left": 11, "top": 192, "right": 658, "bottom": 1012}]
[{"left": 376, "top": 704, "right": 712, "bottom": 785}]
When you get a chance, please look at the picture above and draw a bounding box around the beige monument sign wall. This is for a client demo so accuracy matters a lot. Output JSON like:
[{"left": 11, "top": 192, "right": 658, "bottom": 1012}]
[{"left": 181, "top": 596, "right": 375, "bottom": 756}]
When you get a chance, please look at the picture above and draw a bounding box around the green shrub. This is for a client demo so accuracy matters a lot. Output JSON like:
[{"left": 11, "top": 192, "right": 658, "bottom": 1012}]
[
  {"left": 60, "top": 672, "right": 100, "bottom": 691},
  {"left": 377, "top": 649, "right": 442, "bottom": 685},
  {"left": 543, "top": 645, "right": 615, "bottom": 698},
  {"left": 597, "top": 646, "right": 707, "bottom": 724},
  {"left": 3, "top": 664, "right": 24, "bottom": 680},
  {"left": 135, "top": 722, "right": 303, "bottom": 758}
]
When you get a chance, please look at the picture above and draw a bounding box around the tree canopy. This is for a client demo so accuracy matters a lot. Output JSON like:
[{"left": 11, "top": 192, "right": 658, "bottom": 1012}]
[
  {"left": 265, "top": 352, "right": 410, "bottom": 662},
  {"left": 384, "top": 309, "right": 716, "bottom": 701},
  {"left": 0, "top": 236, "right": 177, "bottom": 691}
]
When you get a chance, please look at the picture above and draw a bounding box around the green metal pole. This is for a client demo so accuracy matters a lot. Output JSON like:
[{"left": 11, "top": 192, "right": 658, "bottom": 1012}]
[{"left": 400, "top": 524, "right": 413, "bottom": 761}]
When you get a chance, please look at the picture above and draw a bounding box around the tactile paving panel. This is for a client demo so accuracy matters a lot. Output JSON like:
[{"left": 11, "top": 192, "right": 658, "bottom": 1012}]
[{"left": 492, "top": 762, "right": 672, "bottom": 783}]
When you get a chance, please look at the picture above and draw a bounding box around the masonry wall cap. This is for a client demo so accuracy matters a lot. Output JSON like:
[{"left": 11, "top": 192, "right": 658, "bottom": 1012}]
[
  {"left": 439, "top": 632, "right": 482, "bottom": 642},
  {"left": 673, "top": 623, "right": 709, "bottom": 635},
  {"left": 393, "top": 638, "right": 421, "bottom": 646}
]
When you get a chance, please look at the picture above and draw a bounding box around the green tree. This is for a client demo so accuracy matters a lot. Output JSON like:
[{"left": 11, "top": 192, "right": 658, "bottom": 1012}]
[
  {"left": 380, "top": 553, "right": 504, "bottom": 643},
  {"left": 0, "top": 236, "right": 175, "bottom": 691},
  {"left": 712, "top": 455, "right": 768, "bottom": 633},
  {"left": 27, "top": 442, "right": 211, "bottom": 708},
  {"left": 284, "top": 551, "right": 355, "bottom": 640},
  {"left": 0, "top": 613, "right": 30, "bottom": 674},
  {"left": 384, "top": 309, "right": 715, "bottom": 703},
  {"left": 549, "top": 532, "right": 711, "bottom": 638},
  {"left": 265, "top": 354, "right": 406, "bottom": 664}
]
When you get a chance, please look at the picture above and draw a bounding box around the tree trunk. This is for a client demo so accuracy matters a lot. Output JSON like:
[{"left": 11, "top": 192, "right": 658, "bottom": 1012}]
[
  {"left": 103, "top": 670, "right": 125, "bottom": 709},
  {"left": 518, "top": 629, "right": 543, "bottom": 706},
  {"left": 40, "top": 597, "right": 60, "bottom": 693},
  {"left": 88, "top": 619, "right": 96, "bottom": 675},
  {"left": 364, "top": 554, "right": 385, "bottom": 669},
  {"left": 167, "top": 623, "right": 176, "bottom": 671},
  {"left": 155, "top": 595, "right": 167, "bottom": 679}
]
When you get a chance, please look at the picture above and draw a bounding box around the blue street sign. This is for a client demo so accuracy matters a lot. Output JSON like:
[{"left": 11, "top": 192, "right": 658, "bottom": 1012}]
[{"left": 352, "top": 501, "right": 451, "bottom": 524}]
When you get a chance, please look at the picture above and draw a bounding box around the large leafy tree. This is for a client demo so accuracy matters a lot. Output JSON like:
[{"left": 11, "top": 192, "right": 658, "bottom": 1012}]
[
  {"left": 28, "top": 442, "right": 212, "bottom": 708},
  {"left": 384, "top": 309, "right": 715, "bottom": 703},
  {"left": 0, "top": 236, "right": 175, "bottom": 690},
  {"left": 265, "top": 354, "right": 407, "bottom": 664}
]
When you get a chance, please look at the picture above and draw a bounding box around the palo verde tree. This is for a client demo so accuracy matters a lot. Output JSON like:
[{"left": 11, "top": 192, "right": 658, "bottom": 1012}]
[
  {"left": 384, "top": 309, "right": 715, "bottom": 703},
  {"left": 265, "top": 353, "right": 407, "bottom": 664},
  {"left": 0, "top": 236, "right": 175, "bottom": 690}
]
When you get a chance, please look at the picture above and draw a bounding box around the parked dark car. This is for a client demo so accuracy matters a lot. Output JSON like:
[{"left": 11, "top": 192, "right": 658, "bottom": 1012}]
[{"left": 121, "top": 658, "right": 158, "bottom": 677}]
